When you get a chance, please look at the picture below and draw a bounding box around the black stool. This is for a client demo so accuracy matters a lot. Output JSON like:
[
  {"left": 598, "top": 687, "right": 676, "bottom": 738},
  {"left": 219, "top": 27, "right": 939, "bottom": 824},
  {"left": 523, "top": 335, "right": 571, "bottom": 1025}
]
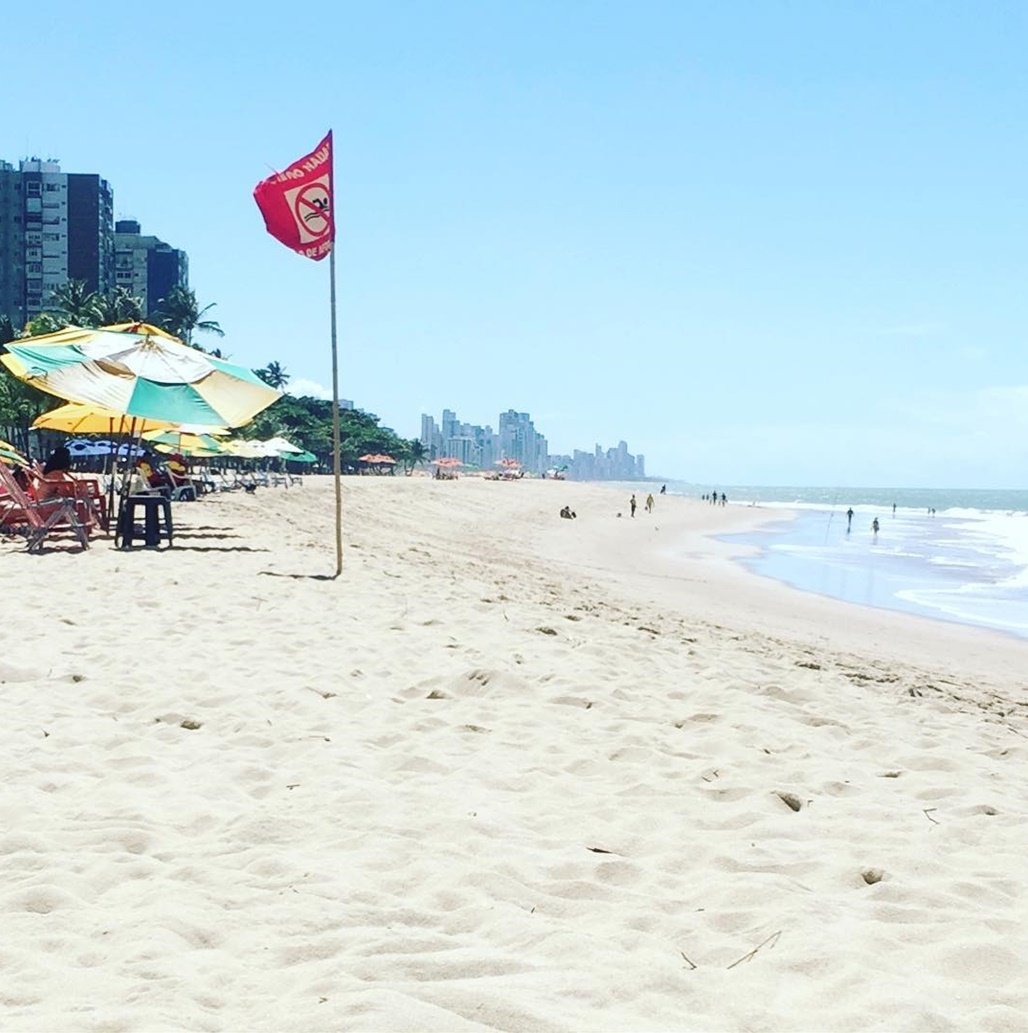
[{"left": 115, "top": 494, "right": 174, "bottom": 549}]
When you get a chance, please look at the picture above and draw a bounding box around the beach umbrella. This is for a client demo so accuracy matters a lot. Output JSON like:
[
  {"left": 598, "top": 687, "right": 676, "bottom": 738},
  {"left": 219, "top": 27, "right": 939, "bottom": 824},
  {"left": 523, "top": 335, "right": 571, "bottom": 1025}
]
[
  {"left": 285, "top": 450, "right": 317, "bottom": 464},
  {"left": 66, "top": 439, "right": 106, "bottom": 458},
  {"left": 33, "top": 401, "right": 178, "bottom": 436},
  {"left": 0, "top": 439, "right": 29, "bottom": 467},
  {"left": 2, "top": 323, "right": 280, "bottom": 428},
  {"left": 143, "top": 429, "right": 227, "bottom": 456},
  {"left": 226, "top": 439, "right": 282, "bottom": 458},
  {"left": 263, "top": 436, "right": 303, "bottom": 456},
  {"left": 152, "top": 441, "right": 224, "bottom": 458}
]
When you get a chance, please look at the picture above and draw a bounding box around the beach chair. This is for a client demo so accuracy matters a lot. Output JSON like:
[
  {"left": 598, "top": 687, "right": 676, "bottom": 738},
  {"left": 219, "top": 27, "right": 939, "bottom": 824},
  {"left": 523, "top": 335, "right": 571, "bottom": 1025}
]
[
  {"left": 36, "top": 477, "right": 109, "bottom": 532},
  {"left": 163, "top": 455, "right": 199, "bottom": 501},
  {"left": 0, "top": 463, "right": 91, "bottom": 552},
  {"left": 28, "top": 466, "right": 109, "bottom": 532}
]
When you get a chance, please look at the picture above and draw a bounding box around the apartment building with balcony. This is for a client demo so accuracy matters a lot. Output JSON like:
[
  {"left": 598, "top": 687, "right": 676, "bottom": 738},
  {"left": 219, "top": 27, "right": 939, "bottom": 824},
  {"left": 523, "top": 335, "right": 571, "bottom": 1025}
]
[{"left": 0, "top": 158, "right": 114, "bottom": 329}]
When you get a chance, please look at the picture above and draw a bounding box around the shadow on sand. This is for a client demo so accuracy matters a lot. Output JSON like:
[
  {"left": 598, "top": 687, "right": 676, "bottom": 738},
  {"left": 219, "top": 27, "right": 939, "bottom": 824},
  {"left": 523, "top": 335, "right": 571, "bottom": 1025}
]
[{"left": 259, "top": 570, "right": 340, "bottom": 581}]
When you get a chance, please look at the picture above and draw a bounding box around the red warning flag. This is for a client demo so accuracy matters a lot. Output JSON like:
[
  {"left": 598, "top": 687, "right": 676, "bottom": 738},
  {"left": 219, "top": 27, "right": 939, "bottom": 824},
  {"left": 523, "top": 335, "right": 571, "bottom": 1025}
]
[{"left": 253, "top": 132, "right": 334, "bottom": 261}]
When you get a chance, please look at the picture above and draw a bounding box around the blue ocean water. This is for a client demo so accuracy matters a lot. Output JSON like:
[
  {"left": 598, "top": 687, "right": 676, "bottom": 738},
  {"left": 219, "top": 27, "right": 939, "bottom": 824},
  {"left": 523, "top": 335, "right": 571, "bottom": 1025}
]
[{"left": 661, "top": 483, "right": 1028, "bottom": 639}]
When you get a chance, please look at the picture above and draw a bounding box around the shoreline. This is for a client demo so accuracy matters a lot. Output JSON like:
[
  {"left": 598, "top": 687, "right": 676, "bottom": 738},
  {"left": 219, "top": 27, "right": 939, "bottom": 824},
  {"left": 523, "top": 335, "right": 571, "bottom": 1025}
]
[
  {"left": 530, "top": 483, "right": 1027, "bottom": 688},
  {"left": 1, "top": 475, "right": 1025, "bottom": 1031},
  {"left": 721, "top": 507, "right": 1028, "bottom": 645}
]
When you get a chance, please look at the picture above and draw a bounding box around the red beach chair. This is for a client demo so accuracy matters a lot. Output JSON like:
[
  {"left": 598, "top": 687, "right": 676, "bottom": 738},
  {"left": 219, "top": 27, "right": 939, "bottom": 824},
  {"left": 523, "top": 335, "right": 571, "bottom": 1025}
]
[{"left": 0, "top": 463, "right": 91, "bottom": 552}]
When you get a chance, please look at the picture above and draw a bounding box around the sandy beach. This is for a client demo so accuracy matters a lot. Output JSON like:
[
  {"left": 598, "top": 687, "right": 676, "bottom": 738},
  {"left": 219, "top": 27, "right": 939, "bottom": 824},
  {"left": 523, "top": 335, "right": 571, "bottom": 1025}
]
[{"left": 2, "top": 475, "right": 1026, "bottom": 1032}]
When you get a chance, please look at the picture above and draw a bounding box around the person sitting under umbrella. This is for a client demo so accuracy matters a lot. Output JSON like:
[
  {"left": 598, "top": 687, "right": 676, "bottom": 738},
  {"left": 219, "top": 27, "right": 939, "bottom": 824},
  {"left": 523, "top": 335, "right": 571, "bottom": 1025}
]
[
  {"left": 36, "top": 445, "right": 75, "bottom": 500},
  {"left": 166, "top": 453, "right": 189, "bottom": 487},
  {"left": 137, "top": 453, "right": 170, "bottom": 490}
]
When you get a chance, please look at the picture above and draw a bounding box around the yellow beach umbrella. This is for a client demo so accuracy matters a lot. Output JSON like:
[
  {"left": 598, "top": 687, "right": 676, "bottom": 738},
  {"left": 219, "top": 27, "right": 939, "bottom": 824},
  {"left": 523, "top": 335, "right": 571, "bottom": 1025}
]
[{"left": 33, "top": 401, "right": 177, "bottom": 435}]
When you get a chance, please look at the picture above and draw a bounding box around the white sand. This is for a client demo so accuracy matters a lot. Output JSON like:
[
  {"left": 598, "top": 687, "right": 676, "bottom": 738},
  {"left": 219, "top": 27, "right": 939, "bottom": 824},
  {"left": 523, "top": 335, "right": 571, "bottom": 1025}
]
[{"left": 1, "top": 476, "right": 1026, "bottom": 1032}]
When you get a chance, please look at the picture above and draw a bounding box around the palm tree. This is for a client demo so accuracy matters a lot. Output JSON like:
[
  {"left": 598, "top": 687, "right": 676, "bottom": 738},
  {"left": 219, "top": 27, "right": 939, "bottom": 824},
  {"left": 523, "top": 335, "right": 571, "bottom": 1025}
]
[
  {"left": 404, "top": 438, "right": 428, "bottom": 476},
  {"left": 23, "top": 312, "right": 65, "bottom": 337},
  {"left": 255, "top": 361, "right": 290, "bottom": 389},
  {"left": 1, "top": 313, "right": 55, "bottom": 452},
  {"left": 47, "top": 279, "right": 102, "bottom": 327},
  {"left": 151, "top": 286, "right": 225, "bottom": 348},
  {"left": 0, "top": 315, "right": 16, "bottom": 349},
  {"left": 95, "top": 286, "right": 145, "bottom": 325},
  {"left": 0, "top": 364, "right": 49, "bottom": 454}
]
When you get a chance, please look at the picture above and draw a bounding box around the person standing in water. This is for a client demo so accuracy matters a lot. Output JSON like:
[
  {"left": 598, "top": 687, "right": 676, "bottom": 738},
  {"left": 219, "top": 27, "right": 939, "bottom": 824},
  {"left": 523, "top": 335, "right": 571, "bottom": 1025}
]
[
  {"left": 872, "top": 517, "right": 880, "bottom": 538},
  {"left": 846, "top": 507, "right": 854, "bottom": 532}
]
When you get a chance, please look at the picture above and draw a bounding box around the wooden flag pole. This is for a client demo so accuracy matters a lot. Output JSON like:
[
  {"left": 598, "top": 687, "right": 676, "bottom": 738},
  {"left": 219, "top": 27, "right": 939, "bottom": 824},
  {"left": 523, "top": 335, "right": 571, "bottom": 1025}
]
[
  {"left": 329, "top": 242, "right": 343, "bottom": 577},
  {"left": 252, "top": 130, "right": 339, "bottom": 573}
]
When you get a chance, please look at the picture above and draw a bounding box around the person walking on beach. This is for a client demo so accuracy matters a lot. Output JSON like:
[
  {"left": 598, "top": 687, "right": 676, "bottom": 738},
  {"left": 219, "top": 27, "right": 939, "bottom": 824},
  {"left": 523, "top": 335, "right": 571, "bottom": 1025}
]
[
  {"left": 872, "top": 517, "right": 880, "bottom": 538},
  {"left": 629, "top": 494, "right": 637, "bottom": 517},
  {"left": 645, "top": 493, "right": 654, "bottom": 514},
  {"left": 846, "top": 507, "right": 854, "bottom": 532}
]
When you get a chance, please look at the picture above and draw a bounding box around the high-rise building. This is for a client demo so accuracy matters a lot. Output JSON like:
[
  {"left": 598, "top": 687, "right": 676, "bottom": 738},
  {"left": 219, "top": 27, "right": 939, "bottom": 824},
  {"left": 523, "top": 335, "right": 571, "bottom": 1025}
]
[
  {"left": 441, "top": 409, "right": 458, "bottom": 443},
  {"left": 420, "top": 414, "right": 442, "bottom": 457},
  {"left": 498, "top": 409, "right": 547, "bottom": 473},
  {"left": 0, "top": 158, "right": 114, "bottom": 329},
  {"left": 419, "top": 406, "right": 642, "bottom": 480},
  {"left": 114, "top": 219, "right": 188, "bottom": 315}
]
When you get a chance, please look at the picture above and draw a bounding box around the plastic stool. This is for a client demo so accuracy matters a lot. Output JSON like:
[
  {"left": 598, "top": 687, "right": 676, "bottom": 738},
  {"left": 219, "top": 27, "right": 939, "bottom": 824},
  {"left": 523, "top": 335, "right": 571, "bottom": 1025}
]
[{"left": 115, "top": 494, "right": 174, "bottom": 549}]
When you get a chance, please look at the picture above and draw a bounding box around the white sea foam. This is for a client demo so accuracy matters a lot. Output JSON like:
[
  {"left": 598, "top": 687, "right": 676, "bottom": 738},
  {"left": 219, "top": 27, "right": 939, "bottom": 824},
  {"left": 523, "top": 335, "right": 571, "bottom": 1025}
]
[
  {"left": 898, "top": 585, "right": 1028, "bottom": 635},
  {"left": 728, "top": 503, "right": 1028, "bottom": 639}
]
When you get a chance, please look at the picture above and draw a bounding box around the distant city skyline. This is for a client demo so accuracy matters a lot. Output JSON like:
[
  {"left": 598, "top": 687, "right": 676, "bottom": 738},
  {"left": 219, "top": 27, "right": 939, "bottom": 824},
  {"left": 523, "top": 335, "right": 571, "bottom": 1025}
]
[{"left": 418, "top": 406, "right": 644, "bottom": 480}]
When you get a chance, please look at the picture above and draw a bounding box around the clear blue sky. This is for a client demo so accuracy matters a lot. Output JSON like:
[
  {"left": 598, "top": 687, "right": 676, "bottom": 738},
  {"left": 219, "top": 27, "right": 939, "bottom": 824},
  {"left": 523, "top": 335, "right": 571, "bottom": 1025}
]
[{"left": 6, "top": 2, "right": 1027, "bottom": 487}]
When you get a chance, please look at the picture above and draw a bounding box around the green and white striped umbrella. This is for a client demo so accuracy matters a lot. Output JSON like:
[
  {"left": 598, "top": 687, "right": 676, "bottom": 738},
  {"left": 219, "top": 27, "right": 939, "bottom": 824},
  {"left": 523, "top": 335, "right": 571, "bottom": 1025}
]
[{"left": 1, "top": 323, "right": 280, "bottom": 428}]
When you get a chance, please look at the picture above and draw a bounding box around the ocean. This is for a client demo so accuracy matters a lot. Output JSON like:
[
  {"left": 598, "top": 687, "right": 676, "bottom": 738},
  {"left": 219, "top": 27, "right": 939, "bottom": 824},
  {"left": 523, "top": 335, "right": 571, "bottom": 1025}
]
[{"left": 660, "top": 483, "right": 1028, "bottom": 640}]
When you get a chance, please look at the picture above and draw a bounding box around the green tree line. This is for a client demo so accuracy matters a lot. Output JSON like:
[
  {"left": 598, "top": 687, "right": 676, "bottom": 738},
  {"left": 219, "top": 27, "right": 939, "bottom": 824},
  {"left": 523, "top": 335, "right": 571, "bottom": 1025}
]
[
  {"left": 1, "top": 283, "right": 428, "bottom": 473},
  {"left": 248, "top": 365, "right": 427, "bottom": 474}
]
